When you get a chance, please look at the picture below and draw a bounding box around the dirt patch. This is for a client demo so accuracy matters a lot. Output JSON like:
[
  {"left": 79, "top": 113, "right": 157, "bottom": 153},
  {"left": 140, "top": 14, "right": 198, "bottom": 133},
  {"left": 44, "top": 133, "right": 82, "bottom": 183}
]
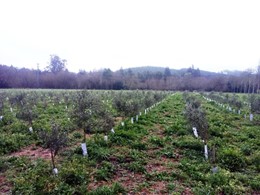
[
  {"left": 137, "top": 181, "right": 169, "bottom": 194},
  {"left": 10, "top": 144, "right": 51, "bottom": 160},
  {"left": 145, "top": 156, "right": 179, "bottom": 174},
  {"left": 87, "top": 167, "right": 146, "bottom": 193},
  {"left": 146, "top": 159, "right": 167, "bottom": 173},
  {"left": 163, "top": 112, "right": 171, "bottom": 116},
  {"left": 69, "top": 129, "right": 93, "bottom": 139},
  {"left": 153, "top": 124, "right": 165, "bottom": 138},
  {"left": 0, "top": 175, "right": 11, "bottom": 194},
  {"left": 181, "top": 187, "right": 194, "bottom": 195},
  {"left": 115, "top": 116, "right": 124, "bottom": 126}
]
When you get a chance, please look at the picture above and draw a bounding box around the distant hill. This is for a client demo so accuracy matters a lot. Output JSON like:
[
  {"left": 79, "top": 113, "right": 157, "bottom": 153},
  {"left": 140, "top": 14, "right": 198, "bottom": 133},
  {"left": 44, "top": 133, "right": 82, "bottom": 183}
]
[
  {"left": 117, "top": 66, "right": 220, "bottom": 77},
  {"left": 221, "top": 70, "right": 244, "bottom": 76},
  {"left": 125, "top": 66, "right": 172, "bottom": 74}
]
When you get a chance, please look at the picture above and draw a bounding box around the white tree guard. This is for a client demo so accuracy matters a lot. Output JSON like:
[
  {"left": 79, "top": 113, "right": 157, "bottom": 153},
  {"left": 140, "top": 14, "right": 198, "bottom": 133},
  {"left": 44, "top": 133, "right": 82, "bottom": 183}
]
[
  {"left": 212, "top": 166, "right": 218, "bottom": 174},
  {"left": 136, "top": 115, "right": 138, "bottom": 122},
  {"left": 53, "top": 168, "right": 58, "bottom": 175},
  {"left": 121, "top": 122, "right": 124, "bottom": 126},
  {"left": 111, "top": 128, "right": 115, "bottom": 133},
  {"left": 104, "top": 135, "right": 108, "bottom": 142},
  {"left": 0, "top": 116, "right": 3, "bottom": 121},
  {"left": 192, "top": 127, "right": 198, "bottom": 138},
  {"left": 81, "top": 143, "right": 88, "bottom": 156},
  {"left": 204, "top": 144, "right": 208, "bottom": 160},
  {"left": 131, "top": 117, "right": 134, "bottom": 124},
  {"left": 250, "top": 114, "right": 253, "bottom": 121},
  {"left": 29, "top": 127, "right": 33, "bottom": 133}
]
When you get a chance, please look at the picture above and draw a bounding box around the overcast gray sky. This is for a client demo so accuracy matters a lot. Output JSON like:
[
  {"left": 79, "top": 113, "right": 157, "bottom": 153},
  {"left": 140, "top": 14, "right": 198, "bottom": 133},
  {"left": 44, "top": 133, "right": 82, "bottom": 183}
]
[{"left": 0, "top": 0, "right": 260, "bottom": 73}]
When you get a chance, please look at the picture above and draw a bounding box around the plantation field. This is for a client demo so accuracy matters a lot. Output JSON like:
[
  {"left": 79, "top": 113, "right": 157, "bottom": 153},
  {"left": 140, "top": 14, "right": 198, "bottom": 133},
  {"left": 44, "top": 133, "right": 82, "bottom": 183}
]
[{"left": 0, "top": 90, "right": 259, "bottom": 194}]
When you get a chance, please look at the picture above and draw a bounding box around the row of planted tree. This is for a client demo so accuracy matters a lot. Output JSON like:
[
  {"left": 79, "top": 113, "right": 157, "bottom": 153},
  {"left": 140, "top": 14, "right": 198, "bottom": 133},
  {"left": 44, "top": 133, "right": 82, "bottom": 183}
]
[
  {"left": 183, "top": 93, "right": 210, "bottom": 160},
  {"left": 201, "top": 91, "right": 260, "bottom": 120},
  {"left": 0, "top": 89, "right": 169, "bottom": 172},
  {"left": 183, "top": 91, "right": 259, "bottom": 174}
]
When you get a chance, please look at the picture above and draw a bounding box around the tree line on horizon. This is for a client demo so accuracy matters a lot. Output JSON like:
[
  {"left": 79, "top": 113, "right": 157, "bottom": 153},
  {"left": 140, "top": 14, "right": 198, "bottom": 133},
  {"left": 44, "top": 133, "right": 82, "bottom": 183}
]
[{"left": 0, "top": 55, "right": 260, "bottom": 93}]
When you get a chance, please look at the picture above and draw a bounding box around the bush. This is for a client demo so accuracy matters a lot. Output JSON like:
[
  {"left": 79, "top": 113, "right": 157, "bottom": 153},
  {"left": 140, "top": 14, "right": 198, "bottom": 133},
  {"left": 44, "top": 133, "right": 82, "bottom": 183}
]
[
  {"left": 251, "top": 152, "right": 260, "bottom": 172},
  {"left": 73, "top": 132, "right": 82, "bottom": 139},
  {"left": 0, "top": 133, "right": 32, "bottom": 154},
  {"left": 131, "top": 141, "right": 147, "bottom": 150},
  {"left": 11, "top": 158, "right": 54, "bottom": 194},
  {"left": 218, "top": 148, "right": 246, "bottom": 171},
  {"left": 240, "top": 144, "right": 253, "bottom": 156},
  {"left": 207, "top": 169, "right": 230, "bottom": 188},
  {"left": 95, "top": 161, "right": 115, "bottom": 181},
  {"left": 127, "top": 161, "right": 146, "bottom": 173},
  {"left": 174, "top": 135, "right": 203, "bottom": 151},
  {"left": 249, "top": 95, "right": 260, "bottom": 114},
  {"left": 164, "top": 125, "right": 188, "bottom": 136},
  {"left": 88, "top": 143, "right": 111, "bottom": 162},
  {"left": 249, "top": 175, "right": 260, "bottom": 191},
  {"left": 149, "top": 136, "right": 165, "bottom": 147},
  {"left": 87, "top": 182, "right": 125, "bottom": 195},
  {"left": 178, "top": 158, "right": 208, "bottom": 181}
]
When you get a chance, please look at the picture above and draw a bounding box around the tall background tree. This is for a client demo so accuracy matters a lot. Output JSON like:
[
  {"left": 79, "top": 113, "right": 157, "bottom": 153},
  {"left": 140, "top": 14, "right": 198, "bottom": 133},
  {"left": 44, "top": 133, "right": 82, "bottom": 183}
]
[{"left": 46, "top": 55, "right": 67, "bottom": 74}]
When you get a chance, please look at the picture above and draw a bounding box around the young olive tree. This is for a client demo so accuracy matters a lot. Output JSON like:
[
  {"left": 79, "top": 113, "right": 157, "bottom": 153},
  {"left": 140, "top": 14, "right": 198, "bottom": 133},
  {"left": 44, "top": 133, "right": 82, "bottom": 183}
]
[
  {"left": 0, "top": 92, "right": 5, "bottom": 116},
  {"left": 16, "top": 93, "right": 38, "bottom": 130},
  {"left": 113, "top": 91, "right": 142, "bottom": 125},
  {"left": 184, "top": 94, "right": 210, "bottom": 160},
  {"left": 229, "top": 94, "right": 242, "bottom": 111},
  {"left": 98, "top": 104, "right": 114, "bottom": 134},
  {"left": 39, "top": 123, "right": 68, "bottom": 172},
  {"left": 71, "top": 91, "right": 102, "bottom": 142},
  {"left": 143, "top": 92, "right": 155, "bottom": 108},
  {"left": 249, "top": 94, "right": 260, "bottom": 114},
  {"left": 195, "top": 108, "right": 209, "bottom": 142},
  {"left": 184, "top": 94, "right": 209, "bottom": 140}
]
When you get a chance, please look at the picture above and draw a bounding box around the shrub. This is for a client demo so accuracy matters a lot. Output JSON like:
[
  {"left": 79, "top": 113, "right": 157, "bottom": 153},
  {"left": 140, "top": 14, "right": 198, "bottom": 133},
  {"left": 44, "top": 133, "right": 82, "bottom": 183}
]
[
  {"left": 88, "top": 144, "right": 111, "bottom": 162},
  {"left": 164, "top": 123, "right": 187, "bottom": 136},
  {"left": 127, "top": 161, "right": 146, "bottom": 173},
  {"left": 87, "top": 182, "right": 125, "bottom": 195},
  {"left": 73, "top": 132, "right": 82, "bottom": 139},
  {"left": 174, "top": 135, "right": 203, "bottom": 151},
  {"left": 131, "top": 141, "right": 147, "bottom": 150},
  {"left": 149, "top": 136, "right": 165, "bottom": 147},
  {"left": 61, "top": 163, "right": 89, "bottom": 186},
  {"left": 218, "top": 148, "right": 246, "bottom": 171},
  {"left": 249, "top": 175, "right": 260, "bottom": 191},
  {"left": 95, "top": 161, "right": 115, "bottom": 181},
  {"left": 249, "top": 94, "right": 260, "bottom": 114},
  {"left": 207, "top": 169, "right": 230, "bottom": 188},
  {"left": 251, "top": 152, "right": 260, "bottom": 172}
]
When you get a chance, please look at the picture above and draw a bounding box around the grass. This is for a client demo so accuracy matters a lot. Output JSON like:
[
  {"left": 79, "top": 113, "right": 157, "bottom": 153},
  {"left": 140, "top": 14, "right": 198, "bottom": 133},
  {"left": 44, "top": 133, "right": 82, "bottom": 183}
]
[{"left": 0, "top": 90, "right": 259, "bottom": 194}]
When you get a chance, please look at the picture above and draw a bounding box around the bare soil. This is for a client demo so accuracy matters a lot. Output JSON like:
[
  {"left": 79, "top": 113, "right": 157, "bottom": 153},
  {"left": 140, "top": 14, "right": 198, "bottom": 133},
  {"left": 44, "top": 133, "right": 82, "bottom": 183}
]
[
  {"left": 0, "top": 175, "right": 11, "bottom": 194},
  {"left": 10, "top": 144, "right": 51, "bottom": 160}
]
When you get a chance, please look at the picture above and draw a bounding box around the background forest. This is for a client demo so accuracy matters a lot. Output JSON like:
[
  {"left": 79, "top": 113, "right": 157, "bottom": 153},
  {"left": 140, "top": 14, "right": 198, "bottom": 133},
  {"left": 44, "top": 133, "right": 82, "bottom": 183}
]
[{"left": 1, "top": 55, "right": 260, "bottom": 93}]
